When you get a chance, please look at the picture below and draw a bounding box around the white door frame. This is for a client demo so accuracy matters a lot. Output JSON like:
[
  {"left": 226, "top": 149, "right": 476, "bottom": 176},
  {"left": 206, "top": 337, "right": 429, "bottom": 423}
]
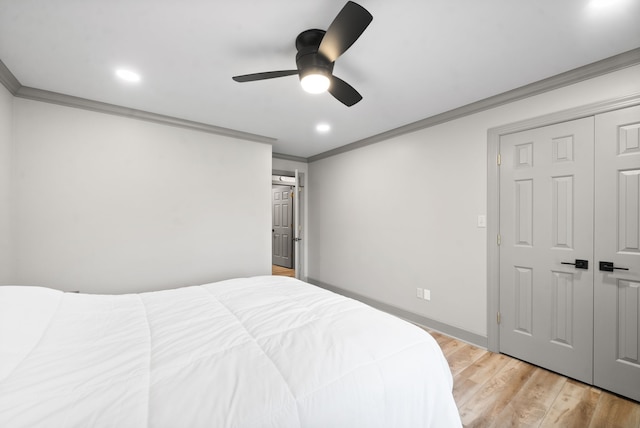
[
  {"left": 486, "top": 92, "right": 640, "bottom": 353},
  {"left": 271, "top": 184, "right": 294, "bottom": 268},
  {"left": 272, "top": 169, "right": 306, "bottom": 280}
]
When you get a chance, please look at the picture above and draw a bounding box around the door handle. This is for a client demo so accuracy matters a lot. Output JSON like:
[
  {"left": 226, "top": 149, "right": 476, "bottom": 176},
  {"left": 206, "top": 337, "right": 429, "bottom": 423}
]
[
  {"left": 599, "top": 261, "right": 629, "bottom": 272},
  {"left": 561, "top": 259, "right": 589, "bottom": 269}
]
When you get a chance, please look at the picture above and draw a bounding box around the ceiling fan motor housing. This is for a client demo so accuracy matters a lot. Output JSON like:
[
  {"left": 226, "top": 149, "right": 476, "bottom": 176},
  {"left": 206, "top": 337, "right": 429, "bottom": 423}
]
[{"left": 295, "top": 29, "right": 334, "bottom": 81}]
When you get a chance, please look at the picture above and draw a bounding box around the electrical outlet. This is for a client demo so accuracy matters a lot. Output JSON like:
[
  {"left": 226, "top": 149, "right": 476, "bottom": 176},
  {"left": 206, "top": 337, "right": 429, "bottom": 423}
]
[
  {"left": 423, "top": 289, "right": 431, "bottom": 301},
  {"left": 416, "top": 288, "right": 423, "bottom": 299}
]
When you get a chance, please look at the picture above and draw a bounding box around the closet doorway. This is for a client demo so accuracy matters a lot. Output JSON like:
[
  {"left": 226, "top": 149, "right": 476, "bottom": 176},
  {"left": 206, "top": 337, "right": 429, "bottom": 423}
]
[{"left": 488, "top": 97, "right": 640, "bottom": 402}]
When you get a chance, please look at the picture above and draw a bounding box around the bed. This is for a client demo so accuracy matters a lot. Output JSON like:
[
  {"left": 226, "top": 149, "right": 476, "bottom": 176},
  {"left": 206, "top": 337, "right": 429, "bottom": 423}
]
[{"left": 0, "top": 275, "right": 462, "bottom": 427}]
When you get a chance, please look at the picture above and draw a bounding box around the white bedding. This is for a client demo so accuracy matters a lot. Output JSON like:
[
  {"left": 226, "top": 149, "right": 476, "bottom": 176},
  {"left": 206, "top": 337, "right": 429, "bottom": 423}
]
[{"left": 0, "top": 276, "right": 461, "bottom": 427}]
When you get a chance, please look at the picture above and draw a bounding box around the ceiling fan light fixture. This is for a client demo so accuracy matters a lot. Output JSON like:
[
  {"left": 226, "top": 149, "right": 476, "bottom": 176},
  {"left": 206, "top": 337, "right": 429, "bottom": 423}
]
[
  {"left": 231, "top": 1, "right": 372, "bottom": 106},
  {"left": 300, "top": 71, "right": 331, "bottom": 94}
]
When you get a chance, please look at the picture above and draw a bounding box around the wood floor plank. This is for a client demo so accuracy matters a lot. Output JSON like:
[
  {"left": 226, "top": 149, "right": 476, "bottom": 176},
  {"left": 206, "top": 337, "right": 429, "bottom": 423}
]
[
  {"left": 540, "top": 379, "right": 601, "bottom": 428},
  {"left": 457, "top": 358, "right": 537, "bottom": 427},
  {"left": 489, "top": 367, "right": 566, "bottom": 428},
  {"left": 419, "top": 329, "right": 640, "bottom": 428},
  {"left": 439, "top": 335, "right": 467, "bottom": 357},
  {"left": 464, "top": 352, "right": 512, "bottom": 385},
  {"left": 447, "top": 344, "right": 488, "bottom": 376},
  {"left": 271, "top": 265, "right": 295, "bottom": 277},
  {"left": 589, "top": 391, "right": 640, "bottom": 428},
  {"left": 452, "top": 351, "right": 511, "bottom": 408}
]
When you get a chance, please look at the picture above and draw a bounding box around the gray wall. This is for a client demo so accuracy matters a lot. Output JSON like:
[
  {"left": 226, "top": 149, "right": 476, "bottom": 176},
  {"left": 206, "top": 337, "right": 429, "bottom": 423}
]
[
  {"left": 0, "top": 85, "right": 12, "bottom": 283},
  {"left": 308, "top": 64, "right": 640, "bottom": 338},
  {"left": 7, "top": 98, "right": 272, "bottom": 294}
]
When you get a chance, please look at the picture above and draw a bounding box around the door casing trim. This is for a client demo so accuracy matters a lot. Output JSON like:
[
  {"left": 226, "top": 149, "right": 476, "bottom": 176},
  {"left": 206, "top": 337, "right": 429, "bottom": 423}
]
[
  {"left": 486, "top": 91, "right": 640, "bottom": 352},
  {"left": 272, "top": 169, "right": 306, "bottom": 281}
]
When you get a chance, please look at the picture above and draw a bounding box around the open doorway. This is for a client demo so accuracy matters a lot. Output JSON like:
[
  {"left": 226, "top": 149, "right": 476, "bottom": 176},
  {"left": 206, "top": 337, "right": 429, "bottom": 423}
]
[
  {"left": 271, "top": 184, "right": 294, "bottom": 271},
  {"left": 271, "top": 170, "right": 304, "bottom": 279}
]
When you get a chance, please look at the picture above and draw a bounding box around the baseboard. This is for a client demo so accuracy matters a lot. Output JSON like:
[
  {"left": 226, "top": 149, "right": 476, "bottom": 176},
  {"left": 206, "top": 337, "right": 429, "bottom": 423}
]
[{"left": 307, "top": 277, "right": 488, "bottom": 349}]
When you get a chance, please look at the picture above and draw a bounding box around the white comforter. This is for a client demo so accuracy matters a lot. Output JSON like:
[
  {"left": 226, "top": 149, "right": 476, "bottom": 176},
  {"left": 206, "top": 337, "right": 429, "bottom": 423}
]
[{"left": 0, "top": 276, "right": 461, "bottom": 427}]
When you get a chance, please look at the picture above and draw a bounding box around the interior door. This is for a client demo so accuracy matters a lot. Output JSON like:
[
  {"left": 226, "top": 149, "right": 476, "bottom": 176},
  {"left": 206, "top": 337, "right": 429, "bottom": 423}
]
[
  {"left": 272, "top": 185, "right": 293, "bottom": 268},
  {"left": 499, "top": 117, "right": 595, "bottom": 384},
  {"left": 593, "top": 105, "right": 640, "bottom": 402}
]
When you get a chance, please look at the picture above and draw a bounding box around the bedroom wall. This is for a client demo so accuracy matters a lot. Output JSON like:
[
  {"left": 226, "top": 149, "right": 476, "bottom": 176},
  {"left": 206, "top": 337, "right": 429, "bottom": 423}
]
[
  {"left": 0, "top": 85, "right": 12, "bottom": 283},
  {"left": 11, "top": 98, "right": 272, "bottom": 294},
  {"left": 307, "top": 64, "right": 640, "bottom": 339}
]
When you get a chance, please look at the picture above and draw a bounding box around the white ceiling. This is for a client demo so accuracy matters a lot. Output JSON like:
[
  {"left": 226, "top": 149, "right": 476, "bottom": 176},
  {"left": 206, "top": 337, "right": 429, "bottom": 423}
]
[{"left": 1, "top": 0, "right": 639, "bottom": 158}]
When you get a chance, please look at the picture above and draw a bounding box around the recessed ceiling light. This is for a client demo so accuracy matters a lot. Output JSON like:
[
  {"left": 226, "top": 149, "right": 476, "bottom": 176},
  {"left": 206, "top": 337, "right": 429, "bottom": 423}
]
[
  {"left": 587, "top": 0, "right": 630, "bottom": 10},
  {"left": 115, "top": 68, "right": 141, "bottom": 83},
  {"left": 316, "top": 123, "right": 331, "bottom": 133}
]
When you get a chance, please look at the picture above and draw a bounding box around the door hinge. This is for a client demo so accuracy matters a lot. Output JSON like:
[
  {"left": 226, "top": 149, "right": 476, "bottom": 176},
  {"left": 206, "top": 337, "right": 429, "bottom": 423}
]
[
  {"left": 497, "top": 153, "right": 501, "bottom": 165},
  {"left": 497, "top": 234, "right": 501, "bottom": 245},
  {"left": 497, "top": 311, "right": 501, "bottom": 324}
]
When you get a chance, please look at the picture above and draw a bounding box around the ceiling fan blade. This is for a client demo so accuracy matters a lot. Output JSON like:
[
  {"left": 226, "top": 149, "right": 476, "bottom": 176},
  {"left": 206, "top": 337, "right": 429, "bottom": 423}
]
[
  {"left": 329, "top": 76, "right": 362, "bottom": 107},
  {"left": 318, "top": 1, "right": 373, "bottom": 62},
  {"left": 232, "top": 70, "right": 298, "bottom": 82}
]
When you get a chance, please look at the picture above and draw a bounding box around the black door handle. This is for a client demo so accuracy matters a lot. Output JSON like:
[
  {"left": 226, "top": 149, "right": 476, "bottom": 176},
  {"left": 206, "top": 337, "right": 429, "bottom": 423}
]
[
  {"left": 599, "top": 261, "right": 629, "bottom": 272},
  {"left": 561, "top": 259, "right": 589, "bottom": 269}
]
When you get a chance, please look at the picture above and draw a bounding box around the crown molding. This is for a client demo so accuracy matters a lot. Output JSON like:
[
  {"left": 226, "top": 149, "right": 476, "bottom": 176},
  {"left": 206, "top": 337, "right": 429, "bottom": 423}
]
[
  {"left": 308, "top": 47, "right": 640, "bottom": 163},
  {"left": 13, "top": 86, "right": 276, "bottom": 145},
  {"left": 488, "top": 91, "right": 640, "bottom": 138},
  {"left": 0, "top": 59, "right": 276, "bottom": 145},
  {"left": 272, "top": 152, "right": 308, "bottom": 163},
  {"left": 3, "top": 48, "right": 639, "bottom": 161},
  {"left": 0, "top": 59, "right": 21, "bottom": 95}
]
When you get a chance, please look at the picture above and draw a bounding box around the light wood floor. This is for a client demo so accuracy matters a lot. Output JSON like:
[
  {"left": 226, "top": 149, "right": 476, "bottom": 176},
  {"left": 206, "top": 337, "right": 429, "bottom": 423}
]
[
  {"left": 272, "top": 265, "right": 295, "bottom": 277},
  {"left": 427, "top": 329, "right": 640, "bottom": 428}
]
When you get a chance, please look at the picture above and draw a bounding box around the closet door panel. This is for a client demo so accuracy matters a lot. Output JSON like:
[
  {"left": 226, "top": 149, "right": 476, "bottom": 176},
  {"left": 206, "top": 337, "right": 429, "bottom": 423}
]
[
  {"left": 499, "top": 117, "right": 595, "bottom": 384},
  {"left": 594, "top": 104, "right": 640, "bottom": 402}
]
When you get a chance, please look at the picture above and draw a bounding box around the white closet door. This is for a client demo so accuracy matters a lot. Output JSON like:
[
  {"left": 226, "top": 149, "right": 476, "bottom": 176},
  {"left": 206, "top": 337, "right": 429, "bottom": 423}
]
[
  {"left": 594, "top": 104, "right": 640, "bottom": 402},
  {"left": 499, "top": 117, "right": 595, "bottom": 384}
]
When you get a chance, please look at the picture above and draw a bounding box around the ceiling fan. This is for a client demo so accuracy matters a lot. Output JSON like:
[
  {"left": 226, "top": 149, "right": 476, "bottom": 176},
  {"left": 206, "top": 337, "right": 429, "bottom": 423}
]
[{"left": 232, "top": 1, "right": 373, "bottom": 107}]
